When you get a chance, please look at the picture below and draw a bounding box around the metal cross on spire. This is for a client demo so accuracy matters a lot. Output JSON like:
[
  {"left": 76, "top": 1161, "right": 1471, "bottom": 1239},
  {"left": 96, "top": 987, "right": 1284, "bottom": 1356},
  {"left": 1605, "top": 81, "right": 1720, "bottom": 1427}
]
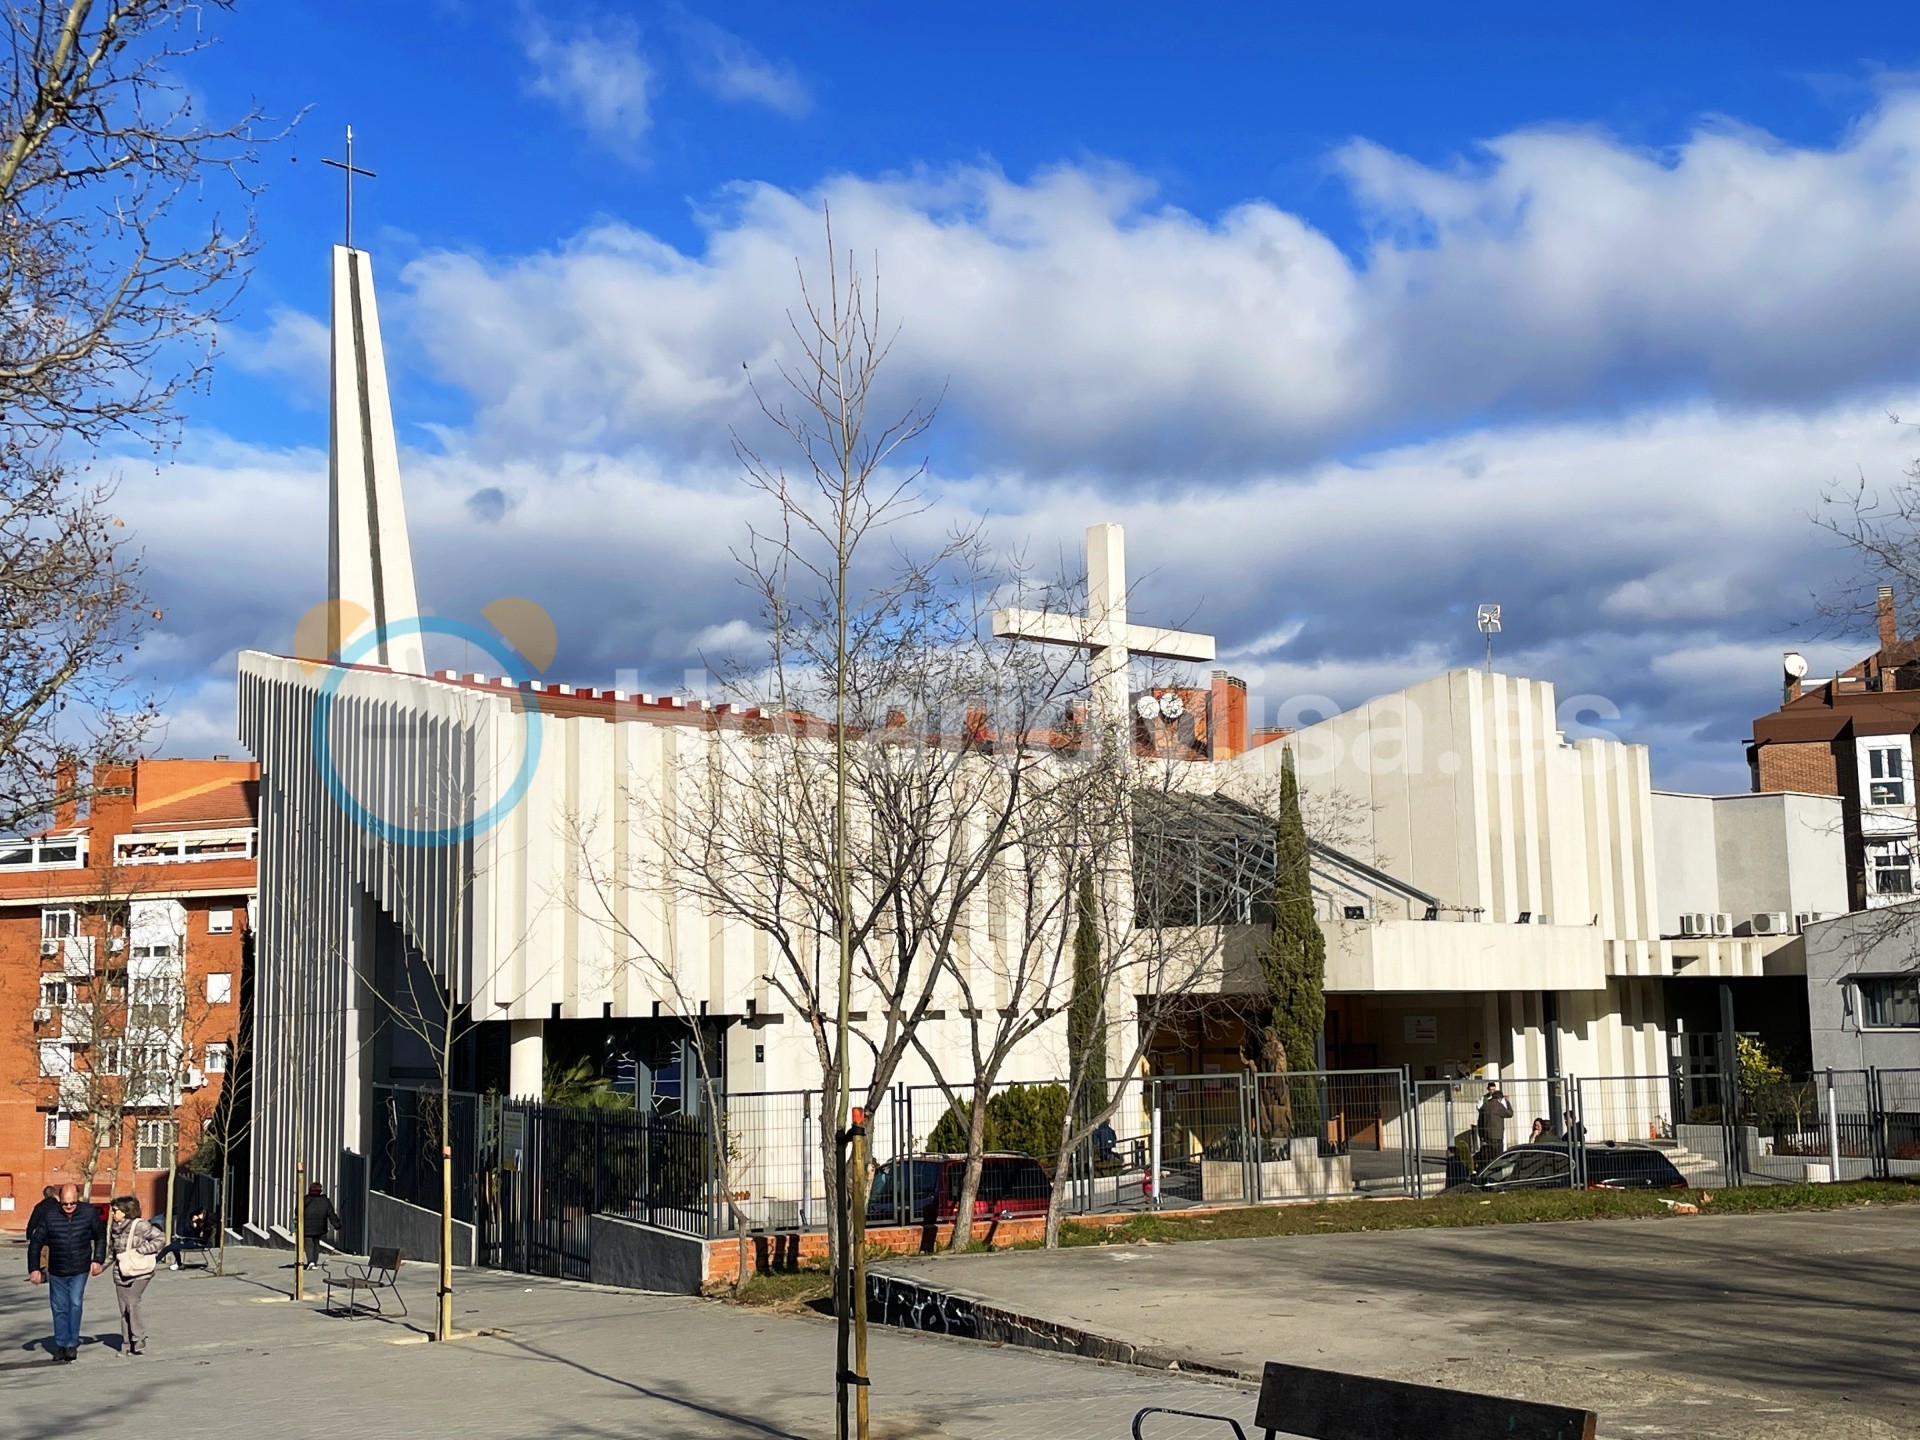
[
  {"left": 993, "top": 523, "right": 1215, "bottom": 731},
  {"left": 321, "top": 124, "right": 377, "bottom": 250}
]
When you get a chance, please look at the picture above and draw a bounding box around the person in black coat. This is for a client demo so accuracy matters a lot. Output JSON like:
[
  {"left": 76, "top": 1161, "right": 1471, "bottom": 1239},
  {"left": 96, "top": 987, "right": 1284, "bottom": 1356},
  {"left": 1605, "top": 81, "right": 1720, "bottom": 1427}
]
[
  {"left": 300, "top": 1183, "right": 338, "bottom": 1268},
  {"left": 26, "top": 1184, "right": 106, "bottom": 1362}
]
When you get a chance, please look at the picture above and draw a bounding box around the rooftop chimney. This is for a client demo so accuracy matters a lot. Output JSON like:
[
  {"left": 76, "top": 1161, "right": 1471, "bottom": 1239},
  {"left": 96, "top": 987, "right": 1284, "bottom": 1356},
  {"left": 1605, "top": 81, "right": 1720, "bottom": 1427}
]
[
  {"left": 1879, "top": 585, "right": 1898, "bottom": 652},
  {"left": 52, "top": 756, "right": 80, "bottom": 830}
]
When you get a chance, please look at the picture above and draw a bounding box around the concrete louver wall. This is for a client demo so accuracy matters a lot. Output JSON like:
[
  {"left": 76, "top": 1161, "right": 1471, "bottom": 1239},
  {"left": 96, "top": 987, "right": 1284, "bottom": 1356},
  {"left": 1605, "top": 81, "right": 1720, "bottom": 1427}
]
[
  {"left": 237, "top": 651, "right": 1087, "bottom": 1234},
  {"left": 239, "top": 655, "right": 487, "bottom": 1234}
]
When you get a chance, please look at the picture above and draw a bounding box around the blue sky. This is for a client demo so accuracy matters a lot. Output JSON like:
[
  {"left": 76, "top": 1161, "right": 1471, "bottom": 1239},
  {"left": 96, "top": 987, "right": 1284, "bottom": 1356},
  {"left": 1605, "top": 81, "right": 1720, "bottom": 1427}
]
[{"left": 125, "top": 3, "right": 1920, "bottom": 788}]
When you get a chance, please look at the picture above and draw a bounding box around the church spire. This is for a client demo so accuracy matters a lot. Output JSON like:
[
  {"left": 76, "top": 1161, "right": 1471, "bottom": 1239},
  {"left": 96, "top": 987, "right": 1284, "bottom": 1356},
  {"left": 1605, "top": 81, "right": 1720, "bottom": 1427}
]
[{"left": 327, "top": 240, "right": 425, "bottom": 674}]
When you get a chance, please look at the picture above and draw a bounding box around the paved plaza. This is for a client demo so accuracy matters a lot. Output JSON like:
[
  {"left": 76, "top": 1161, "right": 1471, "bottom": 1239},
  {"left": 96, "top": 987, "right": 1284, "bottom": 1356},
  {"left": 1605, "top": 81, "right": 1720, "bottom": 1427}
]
[
  {"left": 877, "top": 1207, "right": 1920, "bottom": 1439},
  {"left": 1, "top": 1243, "right": 1252, "bottom": 1440}
]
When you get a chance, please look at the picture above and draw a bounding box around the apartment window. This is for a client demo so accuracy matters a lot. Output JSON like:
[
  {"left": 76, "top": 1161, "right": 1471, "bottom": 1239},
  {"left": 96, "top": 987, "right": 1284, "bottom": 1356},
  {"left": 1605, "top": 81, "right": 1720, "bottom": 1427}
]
[
  {"left": 134, "top": 1119, "right": 176, "bottom": 1171},
  {"left": 44, "top": 1115, "right": 70, "bottom": 1150},
  {"left": 207, "top": 907, "right": 234, "bottom": 934},
  {"left": 1870, "top": 745, "right": 1910, "bottom": 806},
  {"left": 99, "top": 1040, "right": 123, "bottom": 1075},
  {"left": 38, "top": 976, "right": 69, "bottom": 1009},
  {"left": 205, "top": 1042, "right": 230, "bottom": 1074},
  {"left": 40, "top": 907, "right": 75, "bottom": 940},
  {"left": 206, "top": 973, "right": 233, "bottom": 1005},
  {"left": 1872, "top": 842, "right": 1915, "bottom": 897},
  {"left": 38, "top": 1041, "right": 70, "bottom": 1077},
  {"left": 1859, "top": 975, "right": 1920, "bottom": 1029}
]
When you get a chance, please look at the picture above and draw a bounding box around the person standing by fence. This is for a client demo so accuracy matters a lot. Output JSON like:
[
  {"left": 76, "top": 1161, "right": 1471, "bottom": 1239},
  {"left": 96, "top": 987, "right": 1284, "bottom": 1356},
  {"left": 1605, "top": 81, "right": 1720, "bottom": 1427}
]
[
  {"left": 26, "top": 1183, "right": 105, "bottom": 1362},
  {"left": 1477, "top": 1081, "right": 1512, "bottom": 1167},
  {"left": 107, "top": 1197, "right": 165, "bottom": 1355}
]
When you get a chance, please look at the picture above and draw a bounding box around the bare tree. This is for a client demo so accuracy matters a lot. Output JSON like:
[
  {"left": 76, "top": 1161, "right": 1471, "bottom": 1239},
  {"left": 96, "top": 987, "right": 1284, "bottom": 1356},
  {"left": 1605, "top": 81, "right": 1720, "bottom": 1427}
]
[{"left": 0, "top": 1, "right": 283, "bottom": 831}]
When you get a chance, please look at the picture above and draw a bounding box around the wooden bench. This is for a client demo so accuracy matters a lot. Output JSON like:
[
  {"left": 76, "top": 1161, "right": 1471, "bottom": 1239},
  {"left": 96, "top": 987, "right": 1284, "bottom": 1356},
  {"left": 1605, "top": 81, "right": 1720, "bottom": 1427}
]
[
  {"left": 323, "top": 1247, "right": 408, "bottom": 1320},
  {"left": 1133, "top": 1360, "right": 1598, "bottom": 1440}
]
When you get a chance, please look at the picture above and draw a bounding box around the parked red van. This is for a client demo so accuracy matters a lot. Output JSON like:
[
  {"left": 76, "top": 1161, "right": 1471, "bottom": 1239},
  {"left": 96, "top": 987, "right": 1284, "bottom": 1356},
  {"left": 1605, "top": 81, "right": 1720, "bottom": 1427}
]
[{"left": 867, "top": 1152, "right": 1052, "bottom": 1223}]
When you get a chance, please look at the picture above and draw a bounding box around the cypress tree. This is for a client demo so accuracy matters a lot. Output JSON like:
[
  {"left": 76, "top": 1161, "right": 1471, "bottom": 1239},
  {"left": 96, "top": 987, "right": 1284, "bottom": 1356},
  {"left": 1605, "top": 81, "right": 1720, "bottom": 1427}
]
[
  {"left": 1066, "top": 866, "right": 1108, "bottom": 1118},
  {"left": 1262, "top": 747, "right": 1325, "bottom": 1081}
]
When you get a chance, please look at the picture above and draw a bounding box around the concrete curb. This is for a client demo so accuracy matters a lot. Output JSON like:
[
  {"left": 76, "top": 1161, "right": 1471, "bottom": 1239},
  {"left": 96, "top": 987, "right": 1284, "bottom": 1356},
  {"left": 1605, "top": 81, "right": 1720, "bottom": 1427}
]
[{"left": 867, "top": 1267, "right": 1247, "bottom": 1380}]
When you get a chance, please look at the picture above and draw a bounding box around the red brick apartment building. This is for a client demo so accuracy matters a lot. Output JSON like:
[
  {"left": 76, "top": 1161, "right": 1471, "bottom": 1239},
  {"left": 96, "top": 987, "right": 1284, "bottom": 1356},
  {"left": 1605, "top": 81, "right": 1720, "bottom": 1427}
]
[
  {"left": 0, "top": 759, "right": 257, "bottom": 1230},
  {"left": 1750, "top": 587, "right": 1920, "bottom": 912}
]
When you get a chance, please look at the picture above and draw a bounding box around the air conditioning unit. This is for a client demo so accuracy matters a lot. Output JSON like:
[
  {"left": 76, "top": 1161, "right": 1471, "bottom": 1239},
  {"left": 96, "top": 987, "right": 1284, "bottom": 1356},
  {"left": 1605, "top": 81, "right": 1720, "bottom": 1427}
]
[
  {"left": 1751, "top": 912, "right": 1790, "bottom": 936},
  {"left": 39, "top": 939, "right": 59, "bottom": 958},
  {"left": 183, "top": 1068, "right": 206, "bottom": 1090},
  {"left": 31, "top": 1006, "right": 51, "bottom": 1024},
  {"left": 1680, "top": 913, "right": 1711, "bottom": 938},
  {"left": 108, "top": 937, "right": 125, "bottom": 953},
  {"left": 1710, "top": 912, "right": 1735, "bottom": 936},
  {"left": 1533, "top": 914, "right": 1551, "bottom": 926},
  {"left": 1794, "top": 911, "right": 1831, "bottom": 931}
]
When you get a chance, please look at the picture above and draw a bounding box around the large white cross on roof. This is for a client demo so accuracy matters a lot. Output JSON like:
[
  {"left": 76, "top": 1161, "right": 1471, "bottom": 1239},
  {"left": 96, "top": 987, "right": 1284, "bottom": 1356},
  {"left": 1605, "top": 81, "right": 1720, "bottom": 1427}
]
[{"left": 993, "top": 523, "right": 1215, "bottom": 728}]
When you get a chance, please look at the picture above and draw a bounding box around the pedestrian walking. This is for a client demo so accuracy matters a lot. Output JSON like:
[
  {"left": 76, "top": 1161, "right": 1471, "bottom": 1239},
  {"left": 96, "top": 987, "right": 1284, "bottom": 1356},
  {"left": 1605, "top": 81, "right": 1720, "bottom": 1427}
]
[
  {"left": 1476, "top": 1080, "right": 1513, "bottom": 1168},
  {"left": 301, "top": 1182, "right": 338, "bottom": 1269},
  {"left": 26, "top": 1183, "right": 105, "bottom": 1362},
  {"left": 108, "top": 1197, "right": 166, "bottom": 1355},
  {"left": 25, "top": 1186, "right": 58, "bottom": 1271}
]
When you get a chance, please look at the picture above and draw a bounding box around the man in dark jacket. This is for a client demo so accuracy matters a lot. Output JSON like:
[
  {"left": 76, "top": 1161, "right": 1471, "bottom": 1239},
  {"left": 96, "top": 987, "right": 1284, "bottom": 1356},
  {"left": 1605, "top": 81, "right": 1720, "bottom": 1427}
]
[
  {"left": 301, "top": 1183, "right": 338, "bottom": 1269},
  {"left": 1476, "top": 1080, "right": 1513, "bottom": 1168},
  {"left": 26, "top": 1184, "right": 106, "bottom": 1362}
]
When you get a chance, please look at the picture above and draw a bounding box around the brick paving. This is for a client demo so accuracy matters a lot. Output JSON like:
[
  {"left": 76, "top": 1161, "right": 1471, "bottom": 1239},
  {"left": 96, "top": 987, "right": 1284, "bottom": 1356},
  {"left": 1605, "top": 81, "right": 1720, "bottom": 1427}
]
[{"left": 1, "top": 1244, "right": 1253, "bottom": 1440}]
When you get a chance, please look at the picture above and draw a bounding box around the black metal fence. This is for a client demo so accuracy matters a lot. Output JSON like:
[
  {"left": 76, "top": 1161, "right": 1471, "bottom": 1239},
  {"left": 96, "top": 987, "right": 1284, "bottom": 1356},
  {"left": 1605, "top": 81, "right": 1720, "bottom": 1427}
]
[{"left": 370, "top": 1084, "right": 489, "bottom": 1221}]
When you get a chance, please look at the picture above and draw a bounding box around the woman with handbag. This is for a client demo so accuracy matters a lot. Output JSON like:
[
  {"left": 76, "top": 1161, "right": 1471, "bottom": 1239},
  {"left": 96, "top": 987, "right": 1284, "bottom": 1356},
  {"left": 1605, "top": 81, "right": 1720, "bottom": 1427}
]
[{"left": 107, "top": 1196, "right": 165, "bottom": 1355}]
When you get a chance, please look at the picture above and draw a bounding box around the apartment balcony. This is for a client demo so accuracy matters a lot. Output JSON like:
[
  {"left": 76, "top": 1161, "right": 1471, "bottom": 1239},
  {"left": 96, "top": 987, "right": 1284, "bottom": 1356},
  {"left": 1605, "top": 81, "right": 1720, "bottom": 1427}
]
[
  {"left": 0, "top": 834, "right": 87, "bottom": 870},
  {"left": 112, "top": 826, "right": 256, "bottom": 866}
]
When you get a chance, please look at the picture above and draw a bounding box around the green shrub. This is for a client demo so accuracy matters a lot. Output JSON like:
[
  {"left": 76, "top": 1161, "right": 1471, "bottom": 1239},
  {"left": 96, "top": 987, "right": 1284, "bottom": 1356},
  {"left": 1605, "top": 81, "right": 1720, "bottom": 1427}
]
[{"left": 926, "top": 1083, "right": 1070, "bottom": 1164}]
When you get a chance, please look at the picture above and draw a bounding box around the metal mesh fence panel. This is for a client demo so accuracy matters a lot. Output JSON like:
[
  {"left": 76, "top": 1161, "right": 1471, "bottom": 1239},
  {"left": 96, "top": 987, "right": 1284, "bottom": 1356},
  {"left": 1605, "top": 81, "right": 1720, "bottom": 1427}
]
[
  {"left": 1574, "top": 1075, "right": 1731, "bottom": 1189},
  {"left": 1875, "top": 1068, "right": 1920, "bottom": 1178},
  {"left": 1412, "top": 1077, "right": 1569, "bottom": 1194},
  {"left": 1244, "top": 1070, "right": 1413, "bottom": 1201}
]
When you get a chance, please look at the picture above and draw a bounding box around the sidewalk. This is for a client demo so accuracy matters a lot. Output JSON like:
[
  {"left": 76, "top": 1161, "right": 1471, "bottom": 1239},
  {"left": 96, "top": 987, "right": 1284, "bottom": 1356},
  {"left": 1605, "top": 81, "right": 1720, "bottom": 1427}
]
[{"left": 1, "top": 1242, "right": 1252, "bottom": 1440}]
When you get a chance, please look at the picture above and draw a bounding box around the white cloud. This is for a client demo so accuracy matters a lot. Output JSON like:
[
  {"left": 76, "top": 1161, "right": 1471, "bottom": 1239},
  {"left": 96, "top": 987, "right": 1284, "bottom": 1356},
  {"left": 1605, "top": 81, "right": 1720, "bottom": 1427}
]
[
  {"left": 125, "top": 92, "right": 1920, "bottom": 789},
  {"left": 523, "top": 13, "right": 654, "bottom": 157},
  {"left": 682, "top": 18, "right": 810, "bottom": 118},
  {"left": 223, "top": 307, "right": 328, "bottom": 404}
]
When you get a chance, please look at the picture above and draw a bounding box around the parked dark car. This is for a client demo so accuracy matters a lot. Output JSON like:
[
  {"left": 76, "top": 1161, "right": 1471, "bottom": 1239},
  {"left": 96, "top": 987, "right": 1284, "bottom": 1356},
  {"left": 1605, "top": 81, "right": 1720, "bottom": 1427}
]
[
  {"left": 1442, "top": 1142, "right": 1688, "bottom": 1195},
  {"left": 867, "top": 1152, "right": 1052, "bottom": 1223}
]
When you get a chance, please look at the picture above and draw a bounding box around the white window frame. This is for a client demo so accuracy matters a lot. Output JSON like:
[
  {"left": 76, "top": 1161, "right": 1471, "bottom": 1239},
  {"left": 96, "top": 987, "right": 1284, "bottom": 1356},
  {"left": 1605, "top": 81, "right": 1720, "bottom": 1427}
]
[
  {"left": 38, "top": 976, "right": 69, "bottom": 1009},
  {"left": 1870, "top": 744, "right": 1910, "bottom": 807},
  {"left": 206, "top": 972, "right": 233, "bottom": 1005},
  {"left": 134, "top": 1119, "right": 176, "bottom": 1171},
  {"left": 40, "top": 907, "right": 76, "bottom": 940},
  {"left": 207, "top": 906, "right": 235, "bottom": 934},
  {"left": 1857, "top": 974, "right": 1920, "bottom": 1029},
  {"left": 204, "top": 1041, "right": 230, "bottom": 1074},
  {"left": 1871, "top": 840, "right": 1915, "bottom": 897},
  {"left": 44, "top": 1115, "right": 70, "bottom": 1149}
]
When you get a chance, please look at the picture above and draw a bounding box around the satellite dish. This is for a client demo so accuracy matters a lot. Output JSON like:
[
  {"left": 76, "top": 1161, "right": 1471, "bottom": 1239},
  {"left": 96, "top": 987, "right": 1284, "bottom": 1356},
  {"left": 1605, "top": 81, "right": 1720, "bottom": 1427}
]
[
  {"left": 1782, "top": 652, "right": 1809, "bottom": 679},
  {"left": 1475, "top": 603, "right": 1502, "bottom": 636},
  {"left": 1158, "top": 692, "right": 1186, "bottom": 721},
  {"left": 1134, "top": 694, "right": 1162, "bottom": 721}
]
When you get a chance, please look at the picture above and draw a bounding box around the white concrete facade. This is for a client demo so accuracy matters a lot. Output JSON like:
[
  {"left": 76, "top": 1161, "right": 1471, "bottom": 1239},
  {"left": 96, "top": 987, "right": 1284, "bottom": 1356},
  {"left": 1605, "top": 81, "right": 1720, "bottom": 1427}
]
[
  {"left": 1232, "top": 669, "right": 1700, "bottom": 1087},
  {"left": 237, "top": 657, "right": 1094, "bottom": 1231}
]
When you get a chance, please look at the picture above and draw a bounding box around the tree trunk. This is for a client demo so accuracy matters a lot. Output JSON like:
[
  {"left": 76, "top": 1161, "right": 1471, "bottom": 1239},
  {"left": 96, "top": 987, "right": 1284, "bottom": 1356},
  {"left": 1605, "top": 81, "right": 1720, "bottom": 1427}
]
[{"left": 945, "top": 1087, "right": 992, "bottom": 1251}]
